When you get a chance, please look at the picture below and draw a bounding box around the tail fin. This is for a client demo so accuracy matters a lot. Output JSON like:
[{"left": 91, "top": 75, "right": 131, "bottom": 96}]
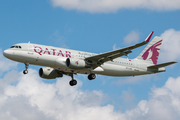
[{"left": 136, "top": 36, "right": 163, "bottom": 65}]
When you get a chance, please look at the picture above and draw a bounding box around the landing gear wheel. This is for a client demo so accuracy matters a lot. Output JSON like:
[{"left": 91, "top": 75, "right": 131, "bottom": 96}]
[
  {"left": 88, "top": 73, "right": 96, "bottom": 80},
  {"left": 23, "top": 70, "right": 28, "bottom": 74},
  {"left": 23, "top": 63, "right": 29, "bottom": 75},
  {"left": 69, "top": 79, "right": 77, "bottom": 86}
]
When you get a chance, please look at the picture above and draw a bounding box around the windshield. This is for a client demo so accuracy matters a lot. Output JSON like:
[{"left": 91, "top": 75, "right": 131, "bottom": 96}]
[{"left": 10, "top": 45, "right": 22, "bottom": 49}]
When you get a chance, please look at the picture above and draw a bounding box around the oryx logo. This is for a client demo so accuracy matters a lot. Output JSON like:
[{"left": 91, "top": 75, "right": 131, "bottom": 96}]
[
  {"left": 75, "top": 61, "right": 79, "bottom": 66},
  {"left": 142, "top": 40, "right": 162, "bottom": 65}
]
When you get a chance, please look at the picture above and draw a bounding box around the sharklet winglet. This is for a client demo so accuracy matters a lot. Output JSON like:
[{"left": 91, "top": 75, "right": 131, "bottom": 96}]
[{"left": 145, "top": 31, "right": 154, "bottom": 42}]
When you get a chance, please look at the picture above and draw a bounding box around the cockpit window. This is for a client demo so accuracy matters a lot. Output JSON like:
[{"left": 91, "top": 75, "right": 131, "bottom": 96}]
[{"left": 10, "top": 46, "right": 22, "bottom": 49}]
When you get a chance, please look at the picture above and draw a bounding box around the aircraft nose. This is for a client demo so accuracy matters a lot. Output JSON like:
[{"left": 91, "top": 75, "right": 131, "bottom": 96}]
[{"left": 3, "top": 49, "right": 11, "bottom": 58}]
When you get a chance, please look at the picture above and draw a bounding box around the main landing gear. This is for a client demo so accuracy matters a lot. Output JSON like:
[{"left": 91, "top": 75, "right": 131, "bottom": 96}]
[
  {"left": 68, "top": 73, "right": 96, "bottom": 86},
  {"left": 69, "top": 73, "right": 77, "bottom": 86},
  {"left": 88, "top": 73, "right": 96, "bottom": 80},
  {"left": 23, "top": 63, "right": 29, "bottom": 74},
  {"left": 88, "top": 68, "right": 96, "bottom": 80},
  {"left": 68, "top": 68, "right": 96, "bottom": 86}
]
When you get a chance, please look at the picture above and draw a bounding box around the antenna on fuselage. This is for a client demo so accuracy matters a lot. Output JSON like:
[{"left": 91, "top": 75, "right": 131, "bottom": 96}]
[{"left": 28, "top": 41, "right": 30, "bottom": 44}]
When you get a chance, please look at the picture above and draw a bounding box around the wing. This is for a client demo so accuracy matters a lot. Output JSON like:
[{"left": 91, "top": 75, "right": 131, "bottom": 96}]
[{"left": 85, "top": 31, "right": 154, "bottom": 67}]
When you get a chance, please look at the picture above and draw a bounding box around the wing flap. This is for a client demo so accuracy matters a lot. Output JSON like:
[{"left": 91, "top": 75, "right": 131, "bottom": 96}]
[{"left": 97, "top": 50, "right": 132, "bottom": 64}]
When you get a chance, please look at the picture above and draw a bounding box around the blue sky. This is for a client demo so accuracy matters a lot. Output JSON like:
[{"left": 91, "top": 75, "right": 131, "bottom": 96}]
[{"left": 0, "top": 0, "right": 180, "bottom": 120}]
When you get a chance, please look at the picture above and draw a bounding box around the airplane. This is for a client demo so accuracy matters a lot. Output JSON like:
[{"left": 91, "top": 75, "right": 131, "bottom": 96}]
[{"left": 3, "top": 31, "right": 176, "bottom": 86}]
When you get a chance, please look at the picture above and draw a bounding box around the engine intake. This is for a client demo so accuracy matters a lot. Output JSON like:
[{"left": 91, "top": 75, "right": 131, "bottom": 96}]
[
  {"left": 66, "top": 58, "right": 89, "bottom": 69},
  {"left": 39, "top": 67, "right": 63, "bottom": 79}
]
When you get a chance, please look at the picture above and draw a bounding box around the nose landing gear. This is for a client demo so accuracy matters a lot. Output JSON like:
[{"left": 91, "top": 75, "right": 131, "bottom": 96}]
[
  {"left": 23, "top": 63, "right": 29, "bottom": 74},
  {"left": 69, "top": 79, "right": 77, "bottom": 86}
]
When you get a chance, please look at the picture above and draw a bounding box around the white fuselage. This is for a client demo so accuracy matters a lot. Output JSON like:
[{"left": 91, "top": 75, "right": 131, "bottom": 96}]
[{"left": 3, "top": 43, "right": 162, "bottom": 77}]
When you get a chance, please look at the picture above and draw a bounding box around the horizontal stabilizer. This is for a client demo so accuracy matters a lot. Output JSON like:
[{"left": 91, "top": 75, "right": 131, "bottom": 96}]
[{"left": 148, "top": 62, "right": 177, "bottom": 69}]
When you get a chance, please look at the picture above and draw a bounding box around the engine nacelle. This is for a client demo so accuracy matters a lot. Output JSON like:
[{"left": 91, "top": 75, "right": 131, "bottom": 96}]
[
  {"left": 55, "top": 58, "right": 67, "bottom": 68},
  {"left": 66, "top": 58, "right": 89, "bottom": 69},
  {"left": 39, "top": 67, "right": 63, "bottom": 79}
]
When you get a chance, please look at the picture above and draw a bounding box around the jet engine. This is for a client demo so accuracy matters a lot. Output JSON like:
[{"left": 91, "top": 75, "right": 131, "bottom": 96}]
[
  {"left": 66, "top": 58, "right": 89, "bottom": 69},
  {"left": 55, "top": 58, "right": 67, "bottom": 68},
  {"left": 39, "top": 67, "right": 63, "bottom": 79}
]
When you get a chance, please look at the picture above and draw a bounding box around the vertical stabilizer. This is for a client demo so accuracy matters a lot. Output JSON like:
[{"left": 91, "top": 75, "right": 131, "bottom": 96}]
[{"left": 136, "top": 36, "right": 163, "bottom": 65}]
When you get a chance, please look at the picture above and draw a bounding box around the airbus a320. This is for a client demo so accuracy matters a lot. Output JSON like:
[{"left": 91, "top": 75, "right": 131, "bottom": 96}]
[{"left": 3, "top": 31, "right": 176, "bottom": 86}]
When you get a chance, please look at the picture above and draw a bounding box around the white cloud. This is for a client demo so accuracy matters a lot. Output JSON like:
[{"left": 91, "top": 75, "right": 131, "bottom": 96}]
[
  {"left": 113, "top": 44, "right": 121, "bottom": 50},
  {"left": 51, "top": 0, "right": 180, "bottom": 13},
  {"left": 120, "top": 89, "right": 136, "bottom": 110},
  {"left": 159, "top": 29, "right": 180, "bottom": 62},
  {"left": 123, "top": 31, "right": 140, "bottom": 45},
  {"left": 1, "top": 67, "right": 180, "bottom": 119},
  {"left": 113, "top": 30, "right": 139, "bottom": 50},
  {"left": 124, "top": 76, "right": 180, "bottom": 120},
  {"left": 0, "top": 69, "right": 125, "bottom": 120}
]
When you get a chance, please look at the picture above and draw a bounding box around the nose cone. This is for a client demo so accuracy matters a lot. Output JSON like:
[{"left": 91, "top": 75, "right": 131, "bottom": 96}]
[{"left": 3, "top": 49, "right": 11, "bottom": 58}]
